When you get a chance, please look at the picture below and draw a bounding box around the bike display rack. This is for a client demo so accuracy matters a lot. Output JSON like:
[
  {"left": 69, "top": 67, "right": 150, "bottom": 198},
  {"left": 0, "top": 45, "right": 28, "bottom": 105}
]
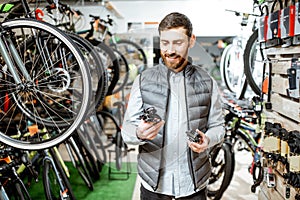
[{"left": 107, "top": 148, "right": 132, "bottom": 180}]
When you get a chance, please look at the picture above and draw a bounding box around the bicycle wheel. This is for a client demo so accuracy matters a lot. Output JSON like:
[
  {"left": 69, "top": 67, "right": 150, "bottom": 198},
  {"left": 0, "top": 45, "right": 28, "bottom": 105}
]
[
  {"left": 65, "top": 136, "right": 94, "bottom": 191},
  {"left": 220, "top": 44, "right": 232, "bottom": 87},
  {"left": 95, "top": 42, "right": 120, "bottom": 96},
  {"left": 114, "top": 39, "right": 147, "bottom": 85},
  {"left": 66, "top": 31, "right": 108, "bottom": 109},
  {"left": 221, "top": 43, "right": 247, "bottom": 99},
  {"left": 88, "top": 114, "right": 107, "bottom": 164},
  {"left": 77, "top": 122, "right": 105, "bottom": 173},
  {"left": 13, "top": 181, "right": 31, "bottom": 200},
  {"left": 0, "top": 18, "right": 91, "bottom": 150},
  {"left": 72, "top": 132, "right": 100, "bottom": 181},
  {"left": 112, "top": 48, "right": 129, "bottom": 94},
  {"left": 97, "top": 110, "right": 124, "bottom": 170},
  {"left": 207, "top": 142, "right": 235, "bottom": 200},
  {"left": 43, "top": 149, "right": 76, "bottom": 200},
  {"left": 244, "top": 30, "right": 265, "bottom": 95}
]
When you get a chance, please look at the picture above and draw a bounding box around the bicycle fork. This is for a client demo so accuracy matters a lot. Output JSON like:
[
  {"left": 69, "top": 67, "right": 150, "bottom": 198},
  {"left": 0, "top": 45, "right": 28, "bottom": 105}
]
[
  {"left": 42, "top": 150, "right": 70, "bottom": 200},
  {"left": 0, "top": 26, "right": 31, "bottom": 84}
]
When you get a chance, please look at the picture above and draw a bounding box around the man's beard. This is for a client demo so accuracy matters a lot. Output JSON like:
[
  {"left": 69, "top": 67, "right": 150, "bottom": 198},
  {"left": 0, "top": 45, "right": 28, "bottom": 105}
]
[{"left": 161, "top": 52, "right": 186, "bottom": 70}]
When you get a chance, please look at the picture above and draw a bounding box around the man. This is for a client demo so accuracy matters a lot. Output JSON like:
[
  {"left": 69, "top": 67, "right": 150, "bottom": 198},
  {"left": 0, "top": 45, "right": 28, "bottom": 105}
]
[{"left": 121, "top": 12, "right": 224, "bottom": 199}]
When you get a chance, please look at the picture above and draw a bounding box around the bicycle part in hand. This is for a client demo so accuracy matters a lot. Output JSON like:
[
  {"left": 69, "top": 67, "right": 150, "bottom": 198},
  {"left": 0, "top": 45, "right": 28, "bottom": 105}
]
[
  {"left": 139, "top": 107, "right": 162, "bottom": 123},
  {"left": 186, "top": 130, "right": 202, "bottom": 143}
]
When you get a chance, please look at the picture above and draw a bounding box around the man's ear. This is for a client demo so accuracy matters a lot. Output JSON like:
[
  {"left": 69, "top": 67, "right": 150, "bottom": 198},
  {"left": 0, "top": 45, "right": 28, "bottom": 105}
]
[{"left": 189, "top": 34, "right": 196, "bottom": 48}]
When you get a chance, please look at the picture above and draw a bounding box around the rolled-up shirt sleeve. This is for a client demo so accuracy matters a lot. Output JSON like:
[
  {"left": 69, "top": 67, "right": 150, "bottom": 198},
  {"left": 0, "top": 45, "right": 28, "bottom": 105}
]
[
  {"left": 205, "top": 79, "right": 225, "bottom": 148},
  {"left": 121, "top": 75, "right": 146, "bottom": 145}
]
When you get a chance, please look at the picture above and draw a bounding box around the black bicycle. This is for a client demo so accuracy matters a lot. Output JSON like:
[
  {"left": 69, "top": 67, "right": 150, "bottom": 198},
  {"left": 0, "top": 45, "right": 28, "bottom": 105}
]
[{"left": 207, "top": 94, "right": 264, "bottom": 199}]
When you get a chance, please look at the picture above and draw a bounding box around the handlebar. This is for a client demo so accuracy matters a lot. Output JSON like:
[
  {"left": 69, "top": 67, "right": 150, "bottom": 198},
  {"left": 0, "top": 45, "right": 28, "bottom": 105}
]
[
  {"left": 223, "top": 102, "right": 257, "bottom": 120},
  {"left": 225, "top": 9, "right": 260, "bottom": 17},
  {"left": 89, "top": 14, "right": 113, "bottom": 26},
  {"left": 46, "top": 1, "right": 83, "bottom": 17}
]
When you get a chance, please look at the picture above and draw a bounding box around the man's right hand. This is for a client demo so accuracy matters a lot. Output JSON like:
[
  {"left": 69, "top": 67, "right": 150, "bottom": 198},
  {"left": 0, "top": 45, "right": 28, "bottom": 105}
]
[{"left": 136, "top": 120, "right": 165, "bottom": 140}]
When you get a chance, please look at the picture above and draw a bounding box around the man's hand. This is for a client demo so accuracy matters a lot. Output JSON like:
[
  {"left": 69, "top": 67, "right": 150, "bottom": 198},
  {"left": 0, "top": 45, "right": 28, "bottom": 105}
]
[
  {"left": 136, "top": 119, "right": 165, "bottom": 140},
  {"left": 188, "top": 129, "right": 210, "bottom": 153}
]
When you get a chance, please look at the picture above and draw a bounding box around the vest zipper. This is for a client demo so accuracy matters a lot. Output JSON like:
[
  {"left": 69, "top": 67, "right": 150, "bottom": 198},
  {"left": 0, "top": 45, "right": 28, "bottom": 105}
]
[
  {"left": 183, "top": 70, "right": 197, "bottom": 190},
  {"left": 155, "top": 70, "right": 171, "bottom": 191}
]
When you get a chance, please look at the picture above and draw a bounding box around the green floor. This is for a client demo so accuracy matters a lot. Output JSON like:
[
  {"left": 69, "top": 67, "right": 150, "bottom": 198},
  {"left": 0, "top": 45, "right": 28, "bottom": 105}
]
[{"left": 28, "top": 162, "right": 138, "bottom": 200}]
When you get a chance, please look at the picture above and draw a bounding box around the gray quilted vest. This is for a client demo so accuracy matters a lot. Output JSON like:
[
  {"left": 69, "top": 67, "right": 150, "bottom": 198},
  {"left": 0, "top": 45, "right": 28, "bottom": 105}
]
[{"left": 138, "top": 61, "right": 213, "bottom": 191}]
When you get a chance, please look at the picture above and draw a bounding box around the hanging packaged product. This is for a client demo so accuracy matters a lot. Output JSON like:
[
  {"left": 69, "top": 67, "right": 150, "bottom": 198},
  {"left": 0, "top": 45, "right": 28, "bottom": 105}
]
[
  {"left": 287, "top": 57, "right": 300, "bottom": 98},
  {"left": 266, "top": 0, "right": 283, "bottom": 48},
  {"left": 293, "top": 0, "right": 300, "bottom": 44},
  {"left": 280, "top": 0, "right": 295, "bottom": 47},
  {"left": 258, "top": 4, "right": 269, "bottom": 49}
]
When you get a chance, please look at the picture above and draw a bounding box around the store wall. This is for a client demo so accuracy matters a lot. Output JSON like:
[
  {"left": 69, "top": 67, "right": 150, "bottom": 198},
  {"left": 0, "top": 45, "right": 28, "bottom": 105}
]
[
  {"left": 73, "top": 0, "right": 255, "bottom": 37},
  {"left": 71, "top": 0, "right": 251, "bottom": 71}
]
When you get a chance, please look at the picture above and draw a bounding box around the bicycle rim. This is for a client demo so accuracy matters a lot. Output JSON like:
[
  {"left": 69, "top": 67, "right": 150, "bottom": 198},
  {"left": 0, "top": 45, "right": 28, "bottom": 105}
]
[
  {"left": 222, "top": 45, "right": 246, "bottom": 94},
  {"left": 97, "top": 111, "right": 122, "bottom": 170},
  {"left": 111, "top": 49, "right": 129, "bottom": 94},
  {"left": 0, "top": 18, "right": 91, "bottom": 150},
  {"left": 207, "top": 143, "right": 235, "bottom": 199},
  {"left": 43, "top": 159, "right": 73, "bottom": 200},
  {"left": 95, "top": 42, "right": 120, "bottom": 96},
  {"left": 115, "top": 39, "right": 147, "bottom": 85},
  {"left": 72, "top": 132, "right": 100, "bottom": 181},
  {"left": 66, "top": 32, "right": 107, "bottom": 111},
  {"left": 67, "top": 137, "right": 94, "bottom": 191}
]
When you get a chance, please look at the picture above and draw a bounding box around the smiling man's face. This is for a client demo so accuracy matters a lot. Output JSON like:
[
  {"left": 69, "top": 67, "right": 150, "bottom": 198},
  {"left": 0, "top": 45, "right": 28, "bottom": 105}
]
[{"left": 160, "top": 27, "right": 195, "bottom": 73}]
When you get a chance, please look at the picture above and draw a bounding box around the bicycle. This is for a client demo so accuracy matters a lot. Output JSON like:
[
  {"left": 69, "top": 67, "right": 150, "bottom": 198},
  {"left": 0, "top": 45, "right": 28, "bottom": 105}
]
[
  {"left": 243, "top": 0, "right": 269, "bottom": 97},
  {"left": 199, "top": 38, "right": 232, "bottom": 84},
  {"left": 5, "top": 0, "right": 108, "bottom": 111},
  {"left": 207, "top": 94, "right": 265, "bottom": 199},
  {"left": 38, "top": 0, "right": 86, "bottom": 33},
  {"left": 0, "top": 0, "right": 92, "bottom": 150},
  {"left": 0, "top": 146, "right": 32, "bottom": 200},
  {"left": 84, "top": 14, "right": 148, "bottom": 86},
  {"left": 12, "top": 126, "right": 76, "bottom": 200},
  {"left": 221, "top": 9, "right": 261, "bottom": 100},
  {"left": 39, "top": 1, "right": 124, "bottom": 96}
]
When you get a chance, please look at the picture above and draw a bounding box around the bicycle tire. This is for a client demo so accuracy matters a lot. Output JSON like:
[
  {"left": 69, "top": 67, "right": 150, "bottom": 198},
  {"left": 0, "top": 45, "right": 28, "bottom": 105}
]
[
  {"left": 65, "top": 137, "right": 94, "bottom": 191},
  {"left": 95, "top": 42, "right": 120, "bottom": 96},
  {"left": 82, "top": 117, "right": 107, "bottom": 168},
  {"left": 221, "top": 44, "right": 248, "bottom": 99},
  {"left": 111, "top": 48, "right": 129, "bottom": 94},
  {"left": 97, "top": 110, "right": 124, "bottom": 171},
  {"left": 88, "top": 114, "right": 107, "bottom": 164},
  {"left": 220, "top": 44, "right": 232, "bottom": 88},
  {"left": 72, "top": 132, "right": 100, "bottom": 181},
  {"left": 114, "top": 39, "right": 148, "bottom": 85},
  {"left": 66, "top": 31, "right": 108, "bottom": 110},
  {"left": 43, "top": 148, "right": 76, "bottom": 200},
  {"left": 207, "top": 142, "right": 235, "bottom": 200},
  {"left": 0, "top": 18, "right": 91, "bottom": 150},
  {"left": 221, "top": 43, "right": 247, "bottom": 99},
  {"left": 14, "top": 181, "right": 30, "bottom": 200},
  {"left": 243, "top": 29, "right": 264, "bottom": 95}
]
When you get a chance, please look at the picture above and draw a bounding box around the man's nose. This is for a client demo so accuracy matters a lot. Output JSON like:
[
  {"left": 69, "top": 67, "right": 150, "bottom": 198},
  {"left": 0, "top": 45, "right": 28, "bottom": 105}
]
[{"left": 163, "top": 44, "right": 175, "bottom": 53}]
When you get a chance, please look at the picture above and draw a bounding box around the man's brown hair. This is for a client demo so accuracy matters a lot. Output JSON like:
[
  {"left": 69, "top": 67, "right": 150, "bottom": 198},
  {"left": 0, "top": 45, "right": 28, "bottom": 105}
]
[{"left": 158, "top": 12, "right": 193, "bottom": 37}]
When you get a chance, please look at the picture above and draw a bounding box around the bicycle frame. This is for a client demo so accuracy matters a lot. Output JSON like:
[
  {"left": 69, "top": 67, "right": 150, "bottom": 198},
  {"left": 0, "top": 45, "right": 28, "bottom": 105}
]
[{"left": 227, "top": 115, "right": 258, "bottom": 154}]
